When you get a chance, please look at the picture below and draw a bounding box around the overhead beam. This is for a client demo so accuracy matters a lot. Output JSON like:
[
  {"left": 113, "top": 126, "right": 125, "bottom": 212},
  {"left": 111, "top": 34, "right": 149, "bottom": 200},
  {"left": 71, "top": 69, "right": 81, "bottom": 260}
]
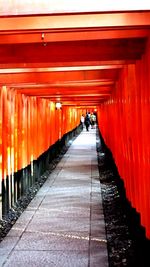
[
  {"left": 0, "top": 29, "right": 149, "bottom": 44},
  {"left": 0, "top": 70, "right": 118, "bottom": 84},
  {"left": 0, "top": 65, "right": 123, "bottom": 74},
  {"left": 0, "top": 38, "right": 146, "bottom": 64},
  {"left": 29, "top": 94, "right": 111, "bottom": 98},
  {"left": 0, "top": 60, "right": 134, "bottom": 69},
  {"left": 18, "top": 91, "right": 111, "bottom": 96},
  {"left": 15, "top": 86, "right": 112, "bottom": 92},
  {"left": 0, "top": 12, "right": 150, "bottom": 32}
]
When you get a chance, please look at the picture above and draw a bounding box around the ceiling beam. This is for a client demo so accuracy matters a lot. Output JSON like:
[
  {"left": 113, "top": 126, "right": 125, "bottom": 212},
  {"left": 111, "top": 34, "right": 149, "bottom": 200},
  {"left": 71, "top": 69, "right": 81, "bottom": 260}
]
[
  {"left": 0, "top": 29, "right": 149, "bottom": 44},
  {"left": 0, "top": 70, "right": 118, "bottom": 84},
  {"left": 0, "top": 65, "right": 123, "bottom": 74},
  {"left": 0, "top": 38, "right": 146, "bottom": 64},
  {"left": 0, "top": 60, "right": 134, "bottom": 69},
  {"left": 0, "top": 12, "right": 150, "bottom": 32}
]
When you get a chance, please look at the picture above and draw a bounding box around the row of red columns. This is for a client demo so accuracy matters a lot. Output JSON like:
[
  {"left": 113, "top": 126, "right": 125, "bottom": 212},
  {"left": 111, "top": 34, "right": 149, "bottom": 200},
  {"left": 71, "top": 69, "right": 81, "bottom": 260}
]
[
  {"left": 97, "top": 36, "right": 150, "bottom": 239},
  {"left": 0, "top": 88, "right": 84, "bottom": 218}
]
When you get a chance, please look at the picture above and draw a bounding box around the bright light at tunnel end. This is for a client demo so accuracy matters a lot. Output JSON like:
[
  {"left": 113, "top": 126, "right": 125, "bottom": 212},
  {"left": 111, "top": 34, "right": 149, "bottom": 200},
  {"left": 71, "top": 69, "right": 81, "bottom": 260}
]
[{"left": 55, "top": 102, "right": 62, "bottom": 109}]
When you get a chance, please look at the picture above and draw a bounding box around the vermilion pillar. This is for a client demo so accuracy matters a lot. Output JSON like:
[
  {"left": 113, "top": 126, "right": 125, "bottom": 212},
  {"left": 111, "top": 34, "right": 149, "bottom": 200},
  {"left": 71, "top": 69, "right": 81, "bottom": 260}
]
[
  {"left": 0, "top": 86, "right": 85, "bottom": 218},
  {"left": 98, "top": 36, "right": 150, "bottom": 239}
]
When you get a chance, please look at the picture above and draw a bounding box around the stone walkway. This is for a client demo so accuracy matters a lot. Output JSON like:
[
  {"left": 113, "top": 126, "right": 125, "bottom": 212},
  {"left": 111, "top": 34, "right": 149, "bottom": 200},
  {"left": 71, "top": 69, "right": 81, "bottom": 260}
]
[{"left": 0, "top": 128, "right": 108, "bottom": 267}]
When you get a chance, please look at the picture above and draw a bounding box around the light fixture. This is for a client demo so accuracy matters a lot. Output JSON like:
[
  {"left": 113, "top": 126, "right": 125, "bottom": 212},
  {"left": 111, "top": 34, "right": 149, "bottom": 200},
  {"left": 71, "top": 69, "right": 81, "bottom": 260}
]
[
  {"left": 55, "top": 102, "right": 62, "bottom": 109},
  {"left": 41, "top": 33, "right": 45, "bottom": 40}
]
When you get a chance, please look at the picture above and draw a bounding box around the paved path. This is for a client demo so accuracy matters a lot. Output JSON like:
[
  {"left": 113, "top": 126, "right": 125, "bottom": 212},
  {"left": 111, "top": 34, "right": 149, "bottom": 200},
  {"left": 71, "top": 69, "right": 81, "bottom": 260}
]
[{"left": 0, "top": 128, "right": 108, "bottom": 267}]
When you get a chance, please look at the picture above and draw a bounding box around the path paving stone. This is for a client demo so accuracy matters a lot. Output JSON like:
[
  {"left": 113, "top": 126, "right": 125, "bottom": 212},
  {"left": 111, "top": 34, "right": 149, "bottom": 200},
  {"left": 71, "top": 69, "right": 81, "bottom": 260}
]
[{"left": 0, "top": 128, "right": 108, "bottom": 267}]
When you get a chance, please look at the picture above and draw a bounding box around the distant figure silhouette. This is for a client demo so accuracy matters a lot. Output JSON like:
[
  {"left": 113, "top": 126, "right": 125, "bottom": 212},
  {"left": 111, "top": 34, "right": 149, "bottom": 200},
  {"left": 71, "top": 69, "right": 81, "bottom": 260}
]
[
  {"left": 84, "top": 112, "right": 91, "bottom": 131},
  {"left": 80, "top": 114, "right": 85, "bottom": 129},
  {"left": 90, "top": 113, "right": 96, "bottom": 128}
]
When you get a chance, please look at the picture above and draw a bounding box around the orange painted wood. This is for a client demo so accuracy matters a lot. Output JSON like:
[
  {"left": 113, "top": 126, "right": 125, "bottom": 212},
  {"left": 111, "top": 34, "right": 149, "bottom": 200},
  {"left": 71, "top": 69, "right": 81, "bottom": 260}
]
[
  {"left": 98, "top": 38, "right": 150, "bottom": 239},
  {"left": 0, "top": 12, "right": 150, "bottom": 31}
]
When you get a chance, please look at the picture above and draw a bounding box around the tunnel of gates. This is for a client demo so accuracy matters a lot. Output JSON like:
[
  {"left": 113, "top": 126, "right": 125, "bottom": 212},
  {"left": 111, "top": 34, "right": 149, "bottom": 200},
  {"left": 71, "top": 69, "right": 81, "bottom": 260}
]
[
  {"left": 1, "top": 59, "right": 150, "bottom": 239},
  {"left": 0, "top": 7, "right": 150, "bottom": 241}
]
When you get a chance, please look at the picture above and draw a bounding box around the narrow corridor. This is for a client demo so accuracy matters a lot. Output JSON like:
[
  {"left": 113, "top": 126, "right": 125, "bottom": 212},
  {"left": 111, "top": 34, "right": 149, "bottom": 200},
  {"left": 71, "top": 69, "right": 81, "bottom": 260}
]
[{"left": 0, "top": 128, "right": 108, "bottom": 267}]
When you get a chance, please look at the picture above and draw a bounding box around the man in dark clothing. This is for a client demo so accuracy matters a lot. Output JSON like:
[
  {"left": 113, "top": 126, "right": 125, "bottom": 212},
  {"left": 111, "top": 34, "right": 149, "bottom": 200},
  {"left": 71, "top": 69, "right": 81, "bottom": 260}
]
[{"left": 84, "top": 113, "right": 91, "bottom": 131}]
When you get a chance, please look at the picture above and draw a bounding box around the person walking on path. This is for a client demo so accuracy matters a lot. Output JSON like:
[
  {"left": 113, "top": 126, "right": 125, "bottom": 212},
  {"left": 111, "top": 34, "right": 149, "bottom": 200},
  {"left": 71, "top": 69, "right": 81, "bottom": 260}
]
[
  {"left": 90, "top": 112, "right": 96, "bottom": 128},
  {"left": 84, "top": 112, "right": 91, "bottom": 131},
  {"left": 80, "top": 114, "right": 85, "bottom": 130}
]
